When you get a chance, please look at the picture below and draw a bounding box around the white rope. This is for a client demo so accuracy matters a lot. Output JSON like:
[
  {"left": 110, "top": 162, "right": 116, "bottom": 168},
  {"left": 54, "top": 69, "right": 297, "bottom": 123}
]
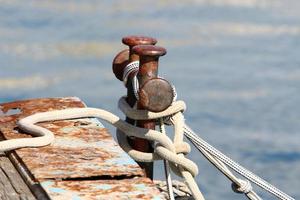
[
  {"left": 0, "top": 98, "right": 205, "bottom": 200},
  {"left": 159, "top": 119, "right": 175, "bottom": 200},
  {"left": 183, "top": 124, "right": 295, "bottom": 200},
  {"left": 186, "top": 131, "right": 261, "bottom": 200},
  {"left": 0, "top": 97, "right": 293, "bottom": 200},
  {"left": 118, "top": 99, "right": 205, "bottom": 199},
  {"left": 154, "top": 180, "right": 192, "bottom": 198},
  {"left": 122, "top": 61, "right": 139, "bottom": 86},
  {"left": 120, "top": 98, "right": 294, "bottom": 200}
]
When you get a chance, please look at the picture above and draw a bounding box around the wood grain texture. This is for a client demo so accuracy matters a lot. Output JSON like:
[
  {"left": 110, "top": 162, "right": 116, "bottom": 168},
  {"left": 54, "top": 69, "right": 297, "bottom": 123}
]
[{"left": 0, "top": 154, "right": 36, "bottom": 200}]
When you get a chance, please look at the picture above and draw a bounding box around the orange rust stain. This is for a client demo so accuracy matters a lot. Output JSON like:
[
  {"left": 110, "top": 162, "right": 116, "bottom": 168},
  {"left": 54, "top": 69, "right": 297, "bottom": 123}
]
[
  {"left": 39, "top": 120, "right": 112, "bottom": 141},
  {"left": 44, "top": 177, "right": 164, "bottom": 199},
  {"left": 0, "top": 97, "right": 85, "bottom": 139}
]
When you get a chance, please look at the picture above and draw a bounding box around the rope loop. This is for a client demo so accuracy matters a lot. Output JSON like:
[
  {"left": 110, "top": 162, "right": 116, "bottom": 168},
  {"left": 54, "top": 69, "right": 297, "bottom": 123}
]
[
  {"left": 232, "top": 179, "right": 253, "bottom": 194},
  {"left": 116, "top": 98, "right": 199, "bottom": 178},
  {"left": 175, "top": 142, "right": 191, "bottom": 154},
  {"left": 122, "top": 61, "right": 139, "bottom": 86}
]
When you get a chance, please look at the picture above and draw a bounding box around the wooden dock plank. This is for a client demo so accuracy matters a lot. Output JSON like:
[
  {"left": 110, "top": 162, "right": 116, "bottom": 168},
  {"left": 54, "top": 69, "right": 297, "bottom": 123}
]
[{"left": 0, "top": 154, "right": 36, "bottom": 200}]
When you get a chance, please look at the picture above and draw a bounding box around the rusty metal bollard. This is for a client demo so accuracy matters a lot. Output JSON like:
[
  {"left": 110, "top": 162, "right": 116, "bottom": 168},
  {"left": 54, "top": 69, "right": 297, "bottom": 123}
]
[
  {"left": 112, "top": 36, "right": 157, "bottom": 108},
  {"left": 131, "top": 44, "right": 170, "bottom": 178},
  {"left": 112, "top": 36, "right": 157, "bottom": 178}
]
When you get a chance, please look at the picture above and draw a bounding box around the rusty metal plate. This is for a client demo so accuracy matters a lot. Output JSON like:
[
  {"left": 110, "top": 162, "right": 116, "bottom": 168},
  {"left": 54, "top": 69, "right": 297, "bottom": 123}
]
[
  {"left": 0, "top": 97, "right": 144, "bottom": 179},
  {"left": 41, "top": 177, "right": 165, "bottom": 200}
]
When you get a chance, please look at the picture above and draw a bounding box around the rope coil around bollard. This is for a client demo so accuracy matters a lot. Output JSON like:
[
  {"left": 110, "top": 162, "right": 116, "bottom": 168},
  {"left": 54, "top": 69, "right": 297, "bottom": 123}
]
[
  {"left": 0, "top": 97, "right": 205, "bottom": 200},
  {"left": 122, "top": 59, "right": 294, "bottom": 200},
  {"left": 0, "top": 97, "right": 295, "bottom": 200}
]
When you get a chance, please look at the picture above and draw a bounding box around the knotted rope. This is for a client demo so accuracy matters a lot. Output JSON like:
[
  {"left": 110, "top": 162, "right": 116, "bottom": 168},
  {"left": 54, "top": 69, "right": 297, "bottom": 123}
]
[
  {"left": 0, "top": 97, "right": 205, "bottom": 200},
  {"left": 154, "top": 179, "right": 192, "bottom": 198},
  {"left": 0, "top": 96, "right": 294, "bottom": 200},
  {"left": 183, "top": 124, "right": 295, "bottom": 200}
]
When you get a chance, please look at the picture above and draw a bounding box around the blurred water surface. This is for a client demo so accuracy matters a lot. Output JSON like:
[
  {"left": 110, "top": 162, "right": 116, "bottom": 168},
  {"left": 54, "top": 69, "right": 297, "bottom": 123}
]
[{"left": 0, "top": 0, "right": 299, "bottom": 199}]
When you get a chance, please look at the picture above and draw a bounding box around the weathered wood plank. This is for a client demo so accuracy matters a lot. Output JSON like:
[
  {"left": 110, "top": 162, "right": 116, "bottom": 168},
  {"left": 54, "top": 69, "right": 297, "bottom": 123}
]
[
  {"left": 0, "top": 154, "right": 36, "bottom": 200},
  {"left": 6, "top": 152, "right": 50, "bottom": 200}
]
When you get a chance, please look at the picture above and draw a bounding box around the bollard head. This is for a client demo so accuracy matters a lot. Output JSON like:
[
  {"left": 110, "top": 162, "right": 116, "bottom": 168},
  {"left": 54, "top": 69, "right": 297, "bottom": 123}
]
[
  {"left": 132, "top": 45, "right": 166, "bottom": 57},
  {"left": 113, "top": 36, "right": 158, "bottom": 82},
  {"left": 122, "top": 35, "right": 157, "bottom": 47},
  {"left": 139, "top": 78, "right": 173, "bottom": 112},
  {"left": 112, "top": 49, "right": 130, "bottom": 81}
]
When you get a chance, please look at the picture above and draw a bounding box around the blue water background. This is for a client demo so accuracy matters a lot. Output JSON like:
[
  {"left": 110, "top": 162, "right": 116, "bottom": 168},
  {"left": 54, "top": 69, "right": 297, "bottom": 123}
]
[{"left": 0, "top": 1, "right": 299, "bottom": 199}]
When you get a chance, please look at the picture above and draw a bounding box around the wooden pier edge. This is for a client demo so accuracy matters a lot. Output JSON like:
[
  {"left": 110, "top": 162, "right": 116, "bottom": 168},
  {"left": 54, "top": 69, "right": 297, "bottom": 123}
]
[
  {"left": 0, "top": 152, "right": 36, "bottom": 200},
  {"left": 0, "top": 97, "right": 166, "bottom": 200}
]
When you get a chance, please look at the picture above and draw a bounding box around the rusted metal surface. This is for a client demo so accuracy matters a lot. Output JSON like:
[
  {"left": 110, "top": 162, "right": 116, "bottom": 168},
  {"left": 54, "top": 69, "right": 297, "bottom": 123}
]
[
  {"left": 112, "top": 49, "right": 130, "bottom": 81},
  {"left": 0, "top": 97, "right": 165, "bottom": 199},
  {"left": 133, "top": 45, "right": 167, "bottom": 87},
  {"left": 20, "top": 119, "right": 143, "bottom": 179},
  {"left": 139, "top": 78, "right": 174, "bottom": 112},
  {"left": 0, "top": 97, "right": 84, "bottom": 124},
  {"left": 113, "top": 35, "right": 157, "bottom": 84},
  {"left": 41, "top": 177, "right": 164, "bottom": 200},
  {"left": 122, "top": 36, "right": 157, "bottom": 48},
  {"left": 0, "top": 97, "right": 144, "bottom": 179}
]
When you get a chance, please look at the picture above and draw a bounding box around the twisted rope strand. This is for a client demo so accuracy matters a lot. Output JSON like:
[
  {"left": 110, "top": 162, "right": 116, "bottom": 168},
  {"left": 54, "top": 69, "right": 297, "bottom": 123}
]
[
  {"left": 159, "top": 119, "right": 175, "bottom": 200},
  {"left": 185, "top": 129, "right": 261, "bottom": 200},
  {"left": 183, "top": 124, "right": 295, "bottom": 200}
]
